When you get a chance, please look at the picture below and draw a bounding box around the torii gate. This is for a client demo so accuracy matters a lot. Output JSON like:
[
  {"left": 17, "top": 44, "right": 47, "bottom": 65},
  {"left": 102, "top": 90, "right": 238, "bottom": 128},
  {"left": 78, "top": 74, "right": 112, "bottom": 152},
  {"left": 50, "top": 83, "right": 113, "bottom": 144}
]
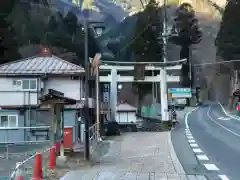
[{"left": 92, "top": 58, "right": 187, "bottom": 122}]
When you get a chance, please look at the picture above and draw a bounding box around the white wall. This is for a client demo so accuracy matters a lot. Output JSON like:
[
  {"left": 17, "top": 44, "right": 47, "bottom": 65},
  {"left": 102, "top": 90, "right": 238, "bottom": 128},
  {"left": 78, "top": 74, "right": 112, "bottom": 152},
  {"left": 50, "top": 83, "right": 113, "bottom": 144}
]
[
  {"left": 116, "top": 112, "right": 136, "bottom": 124},
  {"left": 0, "top": 76, "right": 85, "bottom": 106},
  {"left": 0, "top": 77, "right": 38, "bottom": 106},
  {"left": 43, "top": 76, "right": 84, "bottom": 101}
]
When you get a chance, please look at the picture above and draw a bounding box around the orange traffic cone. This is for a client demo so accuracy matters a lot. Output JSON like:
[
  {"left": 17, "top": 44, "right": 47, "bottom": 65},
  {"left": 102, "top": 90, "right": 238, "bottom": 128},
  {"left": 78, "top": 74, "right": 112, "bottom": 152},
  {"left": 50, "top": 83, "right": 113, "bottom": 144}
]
[
  {"left": 32, "top": 153, "right": 43, "bottom": 180},
  {"left": 48, "top": 146, "right": 56, "bottom": 169},
  {"left": 15, "top": 162, "right": 24, "bottom": 180}
]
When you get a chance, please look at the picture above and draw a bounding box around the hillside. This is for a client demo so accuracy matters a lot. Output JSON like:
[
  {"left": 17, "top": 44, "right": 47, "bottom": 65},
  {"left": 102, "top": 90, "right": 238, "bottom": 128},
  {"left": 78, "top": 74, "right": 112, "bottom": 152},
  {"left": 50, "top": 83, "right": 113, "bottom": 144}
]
[{"left": 5, "top": 0, "right": 228, "bottom": 104}]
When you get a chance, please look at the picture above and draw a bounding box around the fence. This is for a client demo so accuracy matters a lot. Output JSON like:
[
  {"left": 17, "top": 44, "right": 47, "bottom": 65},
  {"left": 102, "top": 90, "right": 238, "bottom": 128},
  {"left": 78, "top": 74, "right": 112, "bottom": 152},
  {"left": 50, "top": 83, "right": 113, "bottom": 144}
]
[
  {"left": 89, "top": 123, "right": 99, "bottom": 154},
  {"left": 0, "top": 126, "right": 51, "bottom": 160},
  {"left": 9, "top": 145, "right": 56, "bottom": 180}
]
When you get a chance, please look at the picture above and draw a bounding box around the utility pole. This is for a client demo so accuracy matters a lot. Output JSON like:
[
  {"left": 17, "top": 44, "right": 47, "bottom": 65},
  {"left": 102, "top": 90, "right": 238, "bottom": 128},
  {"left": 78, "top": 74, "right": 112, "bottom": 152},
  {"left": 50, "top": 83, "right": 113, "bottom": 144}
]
[
  {"left": 159, "top": 0, "right": 169, "bottom": 122},
  {"left": 83, "top": 19, "right": 90, "bottom": 160}
]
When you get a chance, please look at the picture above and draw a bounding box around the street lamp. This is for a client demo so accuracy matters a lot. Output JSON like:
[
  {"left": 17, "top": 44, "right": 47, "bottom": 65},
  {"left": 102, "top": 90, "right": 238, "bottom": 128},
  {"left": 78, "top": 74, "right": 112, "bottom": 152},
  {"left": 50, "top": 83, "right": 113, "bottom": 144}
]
[
  {"left": 118, "top": 84, "right": 123, "bottom": 90},
  {"left": 89, "top": 22, "right": 106, "bottom": 37}
]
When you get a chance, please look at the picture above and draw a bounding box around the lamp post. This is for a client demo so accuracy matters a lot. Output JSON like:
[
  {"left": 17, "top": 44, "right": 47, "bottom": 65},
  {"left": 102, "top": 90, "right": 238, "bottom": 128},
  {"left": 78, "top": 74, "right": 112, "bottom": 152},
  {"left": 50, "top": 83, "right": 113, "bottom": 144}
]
[{"left": 82, "top": 17, "right": 106, "bottom": 160}]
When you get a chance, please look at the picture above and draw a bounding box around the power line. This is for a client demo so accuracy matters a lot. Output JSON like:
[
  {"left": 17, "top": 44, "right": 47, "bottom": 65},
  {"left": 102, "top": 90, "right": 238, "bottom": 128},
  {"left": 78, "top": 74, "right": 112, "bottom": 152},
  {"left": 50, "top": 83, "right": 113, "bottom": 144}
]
[{"left": 115, "top": 0, "right": 149, "bottom": 54}]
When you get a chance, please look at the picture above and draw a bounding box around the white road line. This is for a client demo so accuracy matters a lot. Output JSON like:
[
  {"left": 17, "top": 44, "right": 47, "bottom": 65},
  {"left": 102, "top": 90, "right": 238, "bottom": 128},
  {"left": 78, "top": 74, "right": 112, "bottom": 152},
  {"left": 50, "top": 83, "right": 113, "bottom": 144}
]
[
  {"left": 188, "top": 140, "right": 196, "bottom": 143},
  {"left": 190, "top": 143, "right": 198, "bottom": 147},
  {"left": 203, "top": 164, "right": 219, "bottom": 171},
  {"left": 197, "top": 155, "right": 209, "bottom": 160},
  {"left": 218, "top": 102, "right": 240, "bottom": 121},
  {"left": 186, "top": 133, "right": 192, "bottom": 136},
  {"left": 185, "top": 108, "right": 198, "bottom": 129},
  {"left": 207, "top": 107, "right": 240, "bottom": 138},
  {"left": 186, "top": 136, "right": 194, "bottom": 139},
  {"left": 192, "top": 148, "right": 202, "bottom": 153},
  {"left": 218, "top": 175, "right": 230, "bottom": 180},
  {"left": 218, "top": 117, "right": 231, "bottom": 121}
]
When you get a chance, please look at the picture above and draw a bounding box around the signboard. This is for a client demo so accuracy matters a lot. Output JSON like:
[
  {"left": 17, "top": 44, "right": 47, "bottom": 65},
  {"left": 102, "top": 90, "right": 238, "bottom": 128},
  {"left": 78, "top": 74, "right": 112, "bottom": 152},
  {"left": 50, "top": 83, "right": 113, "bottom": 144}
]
[
  {"left": 102, "top": 84, "right": 110, "bottom": 103},
  {"left": 168, "top": 88, "right": 192, "bottom": 98}
]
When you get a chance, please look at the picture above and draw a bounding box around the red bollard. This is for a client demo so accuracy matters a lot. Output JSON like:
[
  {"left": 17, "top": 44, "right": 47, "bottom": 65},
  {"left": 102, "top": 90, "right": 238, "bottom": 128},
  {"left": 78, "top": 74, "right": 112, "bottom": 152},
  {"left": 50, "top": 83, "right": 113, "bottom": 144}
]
[
  {"left": 48, "top": 146, "right": 56, "bottom": 169},
  {"left": 32, "top": 153, "right": 43, "bottom": 180},
  {"left": 55, "top": 142, "right": 60, "bottom": 153}
]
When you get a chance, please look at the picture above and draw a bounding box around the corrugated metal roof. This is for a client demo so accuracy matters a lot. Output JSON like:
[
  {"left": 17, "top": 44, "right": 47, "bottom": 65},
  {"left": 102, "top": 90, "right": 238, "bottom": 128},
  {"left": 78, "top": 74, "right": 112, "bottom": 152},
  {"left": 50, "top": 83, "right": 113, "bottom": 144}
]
[
  {"left": 117, "top": 103, "right": 137, "bottom": 111},
  {"left": 0, "top": 55, "right": 85, "bottom": 75}
]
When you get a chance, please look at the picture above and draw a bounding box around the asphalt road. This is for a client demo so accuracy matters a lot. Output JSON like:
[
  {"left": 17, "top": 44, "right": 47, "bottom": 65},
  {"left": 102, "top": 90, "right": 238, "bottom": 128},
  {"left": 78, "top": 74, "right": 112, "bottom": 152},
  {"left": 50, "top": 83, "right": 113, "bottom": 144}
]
[
  {"left": 174, "top": 104, "right": 240, "bottom": 180},
  {"left": 171, "top": 109, "right": 220, "bottom": 180}
]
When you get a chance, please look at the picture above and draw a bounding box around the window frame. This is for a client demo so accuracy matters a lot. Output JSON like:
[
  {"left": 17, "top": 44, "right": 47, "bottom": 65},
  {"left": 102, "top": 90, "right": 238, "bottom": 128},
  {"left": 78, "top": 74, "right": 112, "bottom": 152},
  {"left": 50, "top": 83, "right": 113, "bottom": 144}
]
[
  {"left": 12, "top": 80, "right": 22, "bottom": 86},
  {"left": 21, "top": 79, "right": 37, "bottom": 91},
  {"left": 0, "top": 115, "right": 18, "bottom": 129}
]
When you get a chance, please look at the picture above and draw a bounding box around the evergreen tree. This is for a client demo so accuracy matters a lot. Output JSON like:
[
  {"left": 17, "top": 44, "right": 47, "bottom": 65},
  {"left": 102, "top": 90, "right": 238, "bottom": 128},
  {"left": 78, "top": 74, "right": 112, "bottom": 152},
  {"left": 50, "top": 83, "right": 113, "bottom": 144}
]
[
  {"left": 215, "top": 0, "right": 240, "bottom": 69},
  {"left": 0, "top": 0, "right": 21, "bottom": 64},
  {"left": 131, "top": 0, "right": 162, "bottom": 62},
  {"left": 45, "top": 12, "right": 100, "bottom": 66},
  {"left": 171, "top": 3, "right": 202, "bottom": 87},
  {"left": 64, "top": 11, "right": 79, "bottom": 42},
  {"left": 130, "top": 0, "right": 163, "bottom": 104},
  {"left": 7, "top": 3, "right": 29, "bottom": 45}
]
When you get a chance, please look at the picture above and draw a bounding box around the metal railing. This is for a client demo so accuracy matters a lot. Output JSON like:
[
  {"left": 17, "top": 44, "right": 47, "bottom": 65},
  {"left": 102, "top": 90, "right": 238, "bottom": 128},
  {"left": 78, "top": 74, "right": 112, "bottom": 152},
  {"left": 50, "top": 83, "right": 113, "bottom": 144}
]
[
  {"left": 0, "top": 126, "right": 51, "bottom": 160},
  {"left": 9, "top": 147, "right": 51, "bottom": 180},
  {"left": 89, "top": 123, "right": 99, "bottom": 154}
]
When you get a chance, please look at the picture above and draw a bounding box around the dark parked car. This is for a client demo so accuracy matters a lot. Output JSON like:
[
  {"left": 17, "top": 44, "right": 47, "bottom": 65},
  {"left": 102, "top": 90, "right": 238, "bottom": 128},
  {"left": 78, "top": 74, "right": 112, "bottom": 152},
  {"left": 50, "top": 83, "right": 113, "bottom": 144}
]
[{"left": 104, "top": 121, "right": 121, "bottom": 136}]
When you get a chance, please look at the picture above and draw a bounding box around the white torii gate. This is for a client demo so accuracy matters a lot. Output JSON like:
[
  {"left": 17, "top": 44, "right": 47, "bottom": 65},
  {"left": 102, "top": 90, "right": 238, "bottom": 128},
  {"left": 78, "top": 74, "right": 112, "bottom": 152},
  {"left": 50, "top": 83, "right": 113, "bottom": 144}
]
[{"left": 97, "top": 61, "right": 184, "bottom": 122}]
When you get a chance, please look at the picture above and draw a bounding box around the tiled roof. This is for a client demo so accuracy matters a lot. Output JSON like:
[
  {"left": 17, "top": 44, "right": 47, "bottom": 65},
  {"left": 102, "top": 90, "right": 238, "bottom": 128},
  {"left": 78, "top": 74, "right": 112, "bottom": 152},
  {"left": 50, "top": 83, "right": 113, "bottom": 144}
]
[
  {"left": 39, "top": 101, "right": 85, "bottom": 109},
  {"left": 0, "top": 55, "right": 85, "bottom": 75}
]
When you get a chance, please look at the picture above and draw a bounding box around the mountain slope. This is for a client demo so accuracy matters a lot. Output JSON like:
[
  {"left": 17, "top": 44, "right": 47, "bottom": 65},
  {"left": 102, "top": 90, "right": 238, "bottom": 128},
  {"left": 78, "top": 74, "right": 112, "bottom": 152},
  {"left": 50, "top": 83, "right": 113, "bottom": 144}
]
[{"left": 57, "top": 0, "right": 146, "bottom": 22}]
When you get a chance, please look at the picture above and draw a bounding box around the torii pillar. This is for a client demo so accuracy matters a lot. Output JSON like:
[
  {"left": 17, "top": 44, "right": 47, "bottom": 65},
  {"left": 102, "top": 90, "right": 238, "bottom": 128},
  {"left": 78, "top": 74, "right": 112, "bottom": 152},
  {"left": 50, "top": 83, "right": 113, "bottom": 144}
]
[{"left": 110, "top": 67, "right": 118, "bottom": 121}]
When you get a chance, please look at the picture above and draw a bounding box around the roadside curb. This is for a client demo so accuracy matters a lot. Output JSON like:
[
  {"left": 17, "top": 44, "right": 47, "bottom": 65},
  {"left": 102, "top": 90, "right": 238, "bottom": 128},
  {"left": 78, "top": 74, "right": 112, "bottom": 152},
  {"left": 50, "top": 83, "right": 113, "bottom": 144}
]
[{"left": 167, "top": 132, "right": 185, "bottom": 174}]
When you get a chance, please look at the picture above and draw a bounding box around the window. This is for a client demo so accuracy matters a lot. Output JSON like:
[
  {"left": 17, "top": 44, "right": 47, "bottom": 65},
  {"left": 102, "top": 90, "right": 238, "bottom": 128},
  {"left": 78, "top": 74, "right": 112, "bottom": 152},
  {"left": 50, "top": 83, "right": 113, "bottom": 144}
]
[
  {"left": 0, "top": 116, "right": 8, "bottom": 127},
  {"left": 12, "top": 80, "right": 22, "bottom": 86},
  {"left": 22, "top": 79, "right": 37, "bottom": 90},
  {"left": 0, "top": 115, "right": 18, "bottom": 128}
]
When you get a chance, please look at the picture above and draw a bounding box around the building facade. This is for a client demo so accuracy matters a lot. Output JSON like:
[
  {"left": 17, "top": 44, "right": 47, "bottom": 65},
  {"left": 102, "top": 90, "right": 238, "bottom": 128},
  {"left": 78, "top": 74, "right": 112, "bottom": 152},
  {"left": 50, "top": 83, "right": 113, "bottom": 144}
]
[{"left": 0, "top": 54, "right": 86, "bottom": 143}]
